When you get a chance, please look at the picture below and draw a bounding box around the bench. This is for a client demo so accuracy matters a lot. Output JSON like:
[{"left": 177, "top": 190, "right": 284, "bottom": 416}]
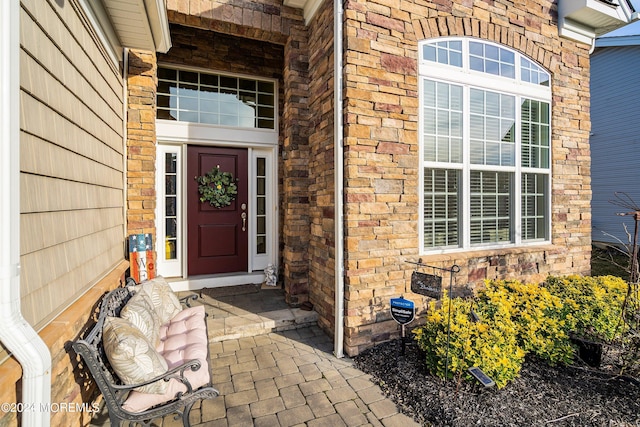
[{"left": 72, "top": 277, "right": 219, "bottom": 427}]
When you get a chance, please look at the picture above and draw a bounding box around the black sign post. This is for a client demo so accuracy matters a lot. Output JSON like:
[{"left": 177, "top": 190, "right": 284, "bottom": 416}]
[
  {"left": 391, "top": 297, "right": 415, "bottom": 355},
  {"left": 406, "top": 260, "right": 461, "bottom": 379}
]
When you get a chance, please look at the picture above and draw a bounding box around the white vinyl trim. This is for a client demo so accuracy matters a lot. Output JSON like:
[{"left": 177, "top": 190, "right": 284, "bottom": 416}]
[
  {"left": 168, "top": 272, "right": 266, "bottom": 292},
  {"left": 419, "top": 37, "right": 552, "bottom": 255},
  {"left": 0, "top": 2, "right": 52, "bottom": 425},
  {"left": 157, "top": 121, "right": 278, "bottom": 147},
  {"left": 77, "top": 0, "right": 121, "bottom": 67},
  {"left": 334, "top": 0, "right": 345, "bottom": 359},
  {"left": 155, "top": 144, "right": 183, "bottom": 278},
  {"left": 250, "top": 149, "right": 278, "bottom": 271}
]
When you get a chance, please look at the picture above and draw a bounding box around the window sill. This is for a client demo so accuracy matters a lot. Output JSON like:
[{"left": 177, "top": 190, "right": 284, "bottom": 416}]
[{"left": 419, "top": 243, "right": 562, "bottom": 263}]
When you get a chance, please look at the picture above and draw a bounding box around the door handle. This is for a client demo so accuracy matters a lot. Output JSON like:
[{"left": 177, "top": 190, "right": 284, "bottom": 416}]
[{"left": 241, "top": 212, "right": 247, "bottom": 232}]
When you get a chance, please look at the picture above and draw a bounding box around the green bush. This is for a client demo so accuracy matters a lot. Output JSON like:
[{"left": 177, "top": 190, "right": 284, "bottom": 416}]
[
  {"left": 544, "top": 275, "right": 628, "bottom": 341},
  {"left": 413, "top": 279, "right": 579, "bottom": 388},
  {"left": 413, "top": 294, "right": 525, "bottom": 389},
  {"left": 477, "top": 280, "right": 574, "bottom": 365},
  {"left": 413, "top": 276, "right": 630, "bottom": 388}
]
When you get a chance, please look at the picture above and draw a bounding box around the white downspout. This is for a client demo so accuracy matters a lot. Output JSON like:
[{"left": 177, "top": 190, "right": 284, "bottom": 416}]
[
  {"left": 0, "top": 1, "right": 52, "bottom": 426},
  {"left": 589, "top": 35, "right": 597, "bottom": 55},
  {"left": 334, "top": 0, "right": 345, "bottom": 359}
]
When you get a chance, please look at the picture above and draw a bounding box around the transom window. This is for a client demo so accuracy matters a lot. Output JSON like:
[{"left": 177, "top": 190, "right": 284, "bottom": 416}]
[
  {"left": 422, "top": 39, "right": 550, "bottom": 86},
  {"left": 420, "top": 38, "right": 551, "bottom": 252},
  {"left": 156, "top": 67, "right": 276, "bottom": 130}
]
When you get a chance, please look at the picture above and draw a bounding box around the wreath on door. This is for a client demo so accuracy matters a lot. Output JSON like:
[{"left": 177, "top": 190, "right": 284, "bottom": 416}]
[{"left": 195, "top": 166, "right": 238, "bottom": 208}]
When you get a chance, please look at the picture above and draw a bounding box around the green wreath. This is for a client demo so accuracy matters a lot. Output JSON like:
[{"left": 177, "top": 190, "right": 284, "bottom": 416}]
[{"left": 195, "top": 166, "right": 238, "bottom": 208}]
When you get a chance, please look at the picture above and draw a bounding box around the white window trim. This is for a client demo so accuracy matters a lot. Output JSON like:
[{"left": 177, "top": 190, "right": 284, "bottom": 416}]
[
  {"left": 419, "top": 37, "right": 552, "bottom": 255},
  {"left": 155, "top": 141, "right": 280, "bottom": 279},
  {"left": 156, "top": 63, "right": 279, "bottom": 136},
  {"left": 154, "top": 67, "right": 280, "bottom": 283},
  {"left": 155, "top": 144, "right": 183, "bottom": 277},
  {"left": 250, "top": 149, "right": 277, "bottom": 272},
  {"left": 156, "top": 120, "right": 278, "bottom": 147}
]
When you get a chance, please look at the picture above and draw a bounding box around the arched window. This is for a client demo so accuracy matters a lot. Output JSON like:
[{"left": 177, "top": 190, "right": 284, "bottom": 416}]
[{"left": 419, "top": 38, "right": 551, "bottom": 252}]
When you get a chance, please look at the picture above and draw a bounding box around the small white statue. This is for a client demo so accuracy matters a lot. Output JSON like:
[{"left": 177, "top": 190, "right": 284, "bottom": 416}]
[{"left": 264, "top": 263, "right": 277, "bottom": 287}]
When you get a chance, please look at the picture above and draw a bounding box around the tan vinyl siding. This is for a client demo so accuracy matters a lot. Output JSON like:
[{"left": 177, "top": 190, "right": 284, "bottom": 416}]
[{"left": 19, "top": 0, "right": 125, "bottom": 329}]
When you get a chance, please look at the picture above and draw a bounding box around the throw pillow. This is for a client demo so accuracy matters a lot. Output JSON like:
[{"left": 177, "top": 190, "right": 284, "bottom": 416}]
[
  {"left": 102, "top": 316, "right": 168, "bottom": 394},
  {"left": 134, "top": 276, "right": 182, "bottom": 325},
  {"left": 120, "top": 292, "right": 161, "bottom": 347}
]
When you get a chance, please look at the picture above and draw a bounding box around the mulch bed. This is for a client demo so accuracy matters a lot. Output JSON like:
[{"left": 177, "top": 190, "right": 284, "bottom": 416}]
[{"left": 354, "top": 338, "right": 640, "bottom": 426}]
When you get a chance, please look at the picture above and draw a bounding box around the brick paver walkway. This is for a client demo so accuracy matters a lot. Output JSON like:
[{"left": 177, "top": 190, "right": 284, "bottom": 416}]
[{"left": 90, "top": 326, "right": 420, "bottom": 426}]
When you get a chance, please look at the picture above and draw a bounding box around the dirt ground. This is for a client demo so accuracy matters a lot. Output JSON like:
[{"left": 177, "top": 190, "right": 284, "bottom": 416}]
[{"left": 354, "top": 338, "right": 640, "bottom": 427}]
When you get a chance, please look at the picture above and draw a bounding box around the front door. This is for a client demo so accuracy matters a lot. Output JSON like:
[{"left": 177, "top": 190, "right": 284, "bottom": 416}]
[{"left": 187, "top": 146, "right": 248, "bottom": 275}]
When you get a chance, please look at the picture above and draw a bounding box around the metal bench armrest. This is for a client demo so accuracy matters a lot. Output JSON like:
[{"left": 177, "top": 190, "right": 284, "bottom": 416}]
[{"left": 110, "top": 359, "right": 202, "bottom": 392}]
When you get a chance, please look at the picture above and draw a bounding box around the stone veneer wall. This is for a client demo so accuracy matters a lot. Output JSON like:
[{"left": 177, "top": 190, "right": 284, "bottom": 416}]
[
  {"left": 159, "top": 25, "right": 285, "bottom": 79},
  {"left": 341, "top": 0, "right": 592, "bottom": 355},
  {"left": 307, "top": 0, "right": 337, "bottom": 336},
  {"left": 164, "top": 1, "right": 311, "bottom": 305},
  {"left": 281, "top": 21, "right": 312, "bottom": 306},
  {"left": 127, "top": 50, "right": 158, "bottom": 240}
]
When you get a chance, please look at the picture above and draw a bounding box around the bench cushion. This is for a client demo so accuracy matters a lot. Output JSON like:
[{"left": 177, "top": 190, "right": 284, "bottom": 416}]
[
  {"left": 102, "top": 317, "right": 169, "bottom": 395},
  {"left": 122, "top": 305, "right": 210, "bottom": 413}
]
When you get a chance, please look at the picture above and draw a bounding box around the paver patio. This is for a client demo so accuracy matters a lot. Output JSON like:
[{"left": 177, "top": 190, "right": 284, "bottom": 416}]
[
  {"left": 198, "top": 326, "right": 418, "bottom": 426},
  {"left": 88, "top": 285, "right": 419, "bottom": 426}
]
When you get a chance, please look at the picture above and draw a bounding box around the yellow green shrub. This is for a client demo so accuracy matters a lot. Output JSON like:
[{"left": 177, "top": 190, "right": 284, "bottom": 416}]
[
  {"left": 413, "top": 276, "right": 629, "bottom": 388},
  {"left": 477, "top": 280, "right": 574, "bottom": 364},
  {"left": 413, "top": 295, "right": 525, "bottom": 389},
  {"left": 544, "top": 275, "right": 628, "bottom": 341}
]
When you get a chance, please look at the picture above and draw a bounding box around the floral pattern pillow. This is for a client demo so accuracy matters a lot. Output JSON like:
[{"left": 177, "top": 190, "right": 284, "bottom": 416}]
[
  {"left": 120, "top": 292, "right": 161, "bottom": 347},
  {"left": 102, "top": 316, "right": 168, "bottom": 394},
  {"left": 133, "top": 277, "right": 182, "bottom": 325}
]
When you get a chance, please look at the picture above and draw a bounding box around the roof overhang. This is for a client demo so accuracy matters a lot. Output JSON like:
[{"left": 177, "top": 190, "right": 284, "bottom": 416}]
[
  {"left": 595, "top": 33, "right": 640, "bottom": 47},
  {"left": 87, "top": 0, "right": 171, "bottom": 54},
  {"left": 283, "top": 0, "right": 323, "bottom": 24},
  {"left": 559, "top": 0, "right": 639, "bottom": 45}
]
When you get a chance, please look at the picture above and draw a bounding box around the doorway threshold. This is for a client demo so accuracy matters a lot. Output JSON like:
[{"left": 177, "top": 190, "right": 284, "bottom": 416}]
[
  {"left": 176, "top": 284, "right": 318, "bottom": 342},
  {"left": 167, "top": 272, "right": 265, "bottom": 292}
]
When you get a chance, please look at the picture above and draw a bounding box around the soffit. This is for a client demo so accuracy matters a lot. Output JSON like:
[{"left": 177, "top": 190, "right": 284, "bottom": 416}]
[
  {"left": 283, "top": 0, "right": 323, "bottom": 24},
  {"left": 101, "top": 0, "right": 171, "bottom": 53},
  {"left": 559, "top": 0, "right": 638, "bottom": 43}
]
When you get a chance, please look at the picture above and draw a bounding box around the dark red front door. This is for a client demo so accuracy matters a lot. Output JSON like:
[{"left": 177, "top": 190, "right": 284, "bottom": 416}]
[{"left": 187, "top": 146, "right": 248, "bottom": 275}]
